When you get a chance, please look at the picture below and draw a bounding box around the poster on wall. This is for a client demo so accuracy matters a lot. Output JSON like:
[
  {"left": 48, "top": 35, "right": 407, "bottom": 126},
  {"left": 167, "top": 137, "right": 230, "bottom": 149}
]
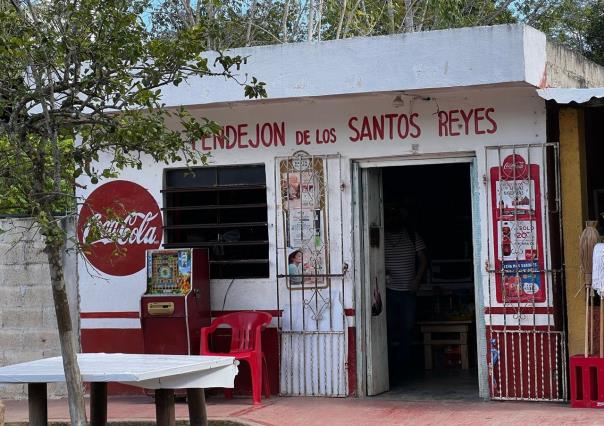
[
  {"left": 490, "top": 153, "right": 546, "bottom": 303},
  {"left": 280, "top": 151, "right": 329, "bottom": 289}
]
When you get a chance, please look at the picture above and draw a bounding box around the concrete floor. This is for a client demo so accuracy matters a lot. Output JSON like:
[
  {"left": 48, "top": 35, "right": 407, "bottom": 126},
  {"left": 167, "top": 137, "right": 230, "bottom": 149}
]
[
  {"left": 3, "top": 394, "right": 604, "bottom": 426},
  {"left": 378, "top": 369, "right": 479, "bottom": 401}
]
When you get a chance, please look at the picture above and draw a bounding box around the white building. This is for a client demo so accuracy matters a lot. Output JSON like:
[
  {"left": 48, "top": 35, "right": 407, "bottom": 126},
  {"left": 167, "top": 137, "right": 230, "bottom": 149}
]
[{"left": 74, "top": 24, "right": 604, "bottom": 401}]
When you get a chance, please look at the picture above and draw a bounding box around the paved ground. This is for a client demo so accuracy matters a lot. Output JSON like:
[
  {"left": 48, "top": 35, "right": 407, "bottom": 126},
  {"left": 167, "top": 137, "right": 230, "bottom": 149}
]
[{"left": 2, "top": 395, "right": 604, "bottom": 426}]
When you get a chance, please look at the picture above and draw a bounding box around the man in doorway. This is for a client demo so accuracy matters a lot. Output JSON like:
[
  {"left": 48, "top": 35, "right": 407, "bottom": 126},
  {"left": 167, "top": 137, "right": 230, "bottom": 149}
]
[{"left": 384, "top": 202, "right": 428, "bottom": 381}]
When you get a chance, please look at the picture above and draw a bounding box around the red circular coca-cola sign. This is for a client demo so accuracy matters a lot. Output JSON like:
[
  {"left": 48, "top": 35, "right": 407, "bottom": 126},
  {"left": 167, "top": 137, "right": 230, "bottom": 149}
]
[
  {"left": 501, "top": 154, "right": 528, "bottom": 180},
  {"left": 77, "top": 180, "right": 162, "bottom": 276}
]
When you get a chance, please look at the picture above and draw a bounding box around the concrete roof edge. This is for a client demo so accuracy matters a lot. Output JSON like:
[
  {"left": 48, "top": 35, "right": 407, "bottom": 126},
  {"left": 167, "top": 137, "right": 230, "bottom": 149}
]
[{"left": 160, "top": 24, "right": 534, "bottom": 108}]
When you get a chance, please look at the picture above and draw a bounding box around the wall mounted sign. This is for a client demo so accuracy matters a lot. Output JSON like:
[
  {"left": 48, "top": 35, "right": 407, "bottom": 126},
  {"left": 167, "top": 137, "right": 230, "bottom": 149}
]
[
  {"left": 78, "top": 180, "right": 162, "bottom": 276},
  {"left": 490, "top": 154, "right": 545, "bottom": 303}
]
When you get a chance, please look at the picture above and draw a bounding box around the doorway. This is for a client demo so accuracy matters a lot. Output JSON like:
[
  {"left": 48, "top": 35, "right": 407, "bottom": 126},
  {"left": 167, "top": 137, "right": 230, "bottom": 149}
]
[{"left": 358, "top": 159, "right": 484, "bottom": 400}]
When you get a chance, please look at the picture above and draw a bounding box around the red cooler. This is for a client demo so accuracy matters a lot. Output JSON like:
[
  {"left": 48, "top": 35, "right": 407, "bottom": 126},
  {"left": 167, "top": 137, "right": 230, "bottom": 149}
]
[{"left": 141, "top": 249, "right": 210, "bottom": 355}]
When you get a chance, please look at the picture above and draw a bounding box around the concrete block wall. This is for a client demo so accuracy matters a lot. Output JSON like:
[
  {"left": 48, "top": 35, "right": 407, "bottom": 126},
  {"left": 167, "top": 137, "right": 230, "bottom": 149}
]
[
  {"left": 0, "top": 218, "right": 79, "bottom": 399},
  {"left": 546, "top": 41, "right": 604, "bottom": 88}
]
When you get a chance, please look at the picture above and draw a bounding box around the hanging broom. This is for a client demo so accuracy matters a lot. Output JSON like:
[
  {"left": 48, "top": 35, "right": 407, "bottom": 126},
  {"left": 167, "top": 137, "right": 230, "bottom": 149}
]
[
  {"left": 579, "top": 221, "right": 599, "bottom": 357},
  {"left": 592, "top": 242, "right": 604, "bottom": 358}
]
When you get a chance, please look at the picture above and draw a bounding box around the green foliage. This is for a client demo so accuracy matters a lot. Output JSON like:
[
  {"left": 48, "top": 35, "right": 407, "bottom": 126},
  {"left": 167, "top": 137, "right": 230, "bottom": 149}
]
[
  {"left": 0, "top": 0, "right": 266, "bottom": 228},
  {"left": 0, "top": 137, "right": 75, "bottom": 215},
  {"left": 583, "top": 0, "right": 604, "bottom": 64}
]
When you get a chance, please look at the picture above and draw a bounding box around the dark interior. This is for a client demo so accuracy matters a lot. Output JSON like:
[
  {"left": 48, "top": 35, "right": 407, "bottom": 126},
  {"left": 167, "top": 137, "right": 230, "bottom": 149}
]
[{"left": 382, "top": 163, "right": 478, "bottom": 398}]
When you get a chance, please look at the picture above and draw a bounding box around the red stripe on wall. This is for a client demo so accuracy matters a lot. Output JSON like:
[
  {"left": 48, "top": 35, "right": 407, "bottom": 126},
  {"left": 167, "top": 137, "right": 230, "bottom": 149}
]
[
  {"left": 344, "top": 308, "right": 355, "bottom": 317},
  {"left": 348, "top": 327, "right": 357, "bottom": 396},
  {"left": 211, "top": 309, "right": 283, "bottom": 317},
  {"left": 484, "top": 306, "right": 553, "bottom": 315},
  {"left": 80, "top": 312, "right": 140, "bottom": 319}
]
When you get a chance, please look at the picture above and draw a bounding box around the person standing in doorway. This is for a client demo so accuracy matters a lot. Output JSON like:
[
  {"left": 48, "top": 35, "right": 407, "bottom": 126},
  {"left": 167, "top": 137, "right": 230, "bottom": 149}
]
[{"left": 384, "top": 203, "right": 428, "bottom": 381}]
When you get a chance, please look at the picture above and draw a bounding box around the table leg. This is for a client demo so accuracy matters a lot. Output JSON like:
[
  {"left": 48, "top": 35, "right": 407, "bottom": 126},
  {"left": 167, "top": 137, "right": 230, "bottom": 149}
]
[
  {"left": 90, "top": 382, "right": 107, "bottom": 426},
  {"left": 155, "top": 389, "right": 176, "bottom": 426},
  {"left": 187, "top": 388, "right": 208, "bottom": 426},
  {"left": 28, "top": 383, "right": 47, "bottom": 426}
]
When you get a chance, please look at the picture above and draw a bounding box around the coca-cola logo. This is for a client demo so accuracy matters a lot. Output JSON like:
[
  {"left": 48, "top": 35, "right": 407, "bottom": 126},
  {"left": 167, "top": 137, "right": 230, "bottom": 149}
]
[
  {"left": 501, "top": 154, "right": 528, "bottom": 180},
  {"left": 77, "top": 180, "right": 162, "bottom": 276}
]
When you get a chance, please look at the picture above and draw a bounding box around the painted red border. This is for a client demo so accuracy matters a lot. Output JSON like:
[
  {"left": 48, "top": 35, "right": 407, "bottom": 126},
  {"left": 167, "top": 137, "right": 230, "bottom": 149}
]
[
  {"left": 211, "top": 309, "right": 283, "bottom": 317},
  {"left": 80, "top": 311, "right": 140, "bottom": 319}
]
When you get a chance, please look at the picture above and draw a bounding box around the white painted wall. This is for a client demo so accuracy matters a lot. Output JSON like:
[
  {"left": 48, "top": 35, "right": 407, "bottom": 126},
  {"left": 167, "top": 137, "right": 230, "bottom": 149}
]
[{"left": 77, "top": 86, "right": 547, "bottom": 329}]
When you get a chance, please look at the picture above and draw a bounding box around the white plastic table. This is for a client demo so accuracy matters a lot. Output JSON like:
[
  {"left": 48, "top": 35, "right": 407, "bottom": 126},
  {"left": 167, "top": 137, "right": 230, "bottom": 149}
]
[{"left": 0, "top": 353, "right": 238, "bottom": 426}]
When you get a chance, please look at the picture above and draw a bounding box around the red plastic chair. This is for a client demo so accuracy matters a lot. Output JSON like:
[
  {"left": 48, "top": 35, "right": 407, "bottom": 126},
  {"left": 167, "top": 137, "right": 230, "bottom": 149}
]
[{"left": 200, "top": 311, "right": 272, "bottom": 405}]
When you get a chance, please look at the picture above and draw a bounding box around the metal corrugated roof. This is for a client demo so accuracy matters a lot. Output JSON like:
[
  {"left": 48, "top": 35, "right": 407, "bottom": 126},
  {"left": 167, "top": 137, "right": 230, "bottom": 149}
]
[{"left": 537, "top": 88, "right": 604, "bottom": 105}]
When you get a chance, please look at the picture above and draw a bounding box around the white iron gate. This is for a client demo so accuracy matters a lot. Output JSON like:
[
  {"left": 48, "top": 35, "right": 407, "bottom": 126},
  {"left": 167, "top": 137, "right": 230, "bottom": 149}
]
[
  {"left": 485, "top": 143, "right": 567, "bottom": 401},
  {"left": 275, "top": 152, "right": 348, "bottom": 397}
]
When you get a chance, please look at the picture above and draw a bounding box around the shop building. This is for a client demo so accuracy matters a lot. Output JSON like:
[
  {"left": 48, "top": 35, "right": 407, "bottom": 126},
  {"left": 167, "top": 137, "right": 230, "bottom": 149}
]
[{"left": 76, "top": 24, "right": 604, "bottom": 401}]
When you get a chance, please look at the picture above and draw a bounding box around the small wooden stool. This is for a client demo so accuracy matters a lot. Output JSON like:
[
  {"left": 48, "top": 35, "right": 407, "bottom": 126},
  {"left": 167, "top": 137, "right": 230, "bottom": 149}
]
[{"left": 419, "top": 321, "right": 471, "bottom": 370}]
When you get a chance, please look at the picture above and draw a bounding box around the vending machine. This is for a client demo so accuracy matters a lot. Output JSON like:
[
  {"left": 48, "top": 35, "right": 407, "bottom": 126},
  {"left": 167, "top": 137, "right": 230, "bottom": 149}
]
[{"left": 141, "top": 249, "right": 210, "bottom": 355}]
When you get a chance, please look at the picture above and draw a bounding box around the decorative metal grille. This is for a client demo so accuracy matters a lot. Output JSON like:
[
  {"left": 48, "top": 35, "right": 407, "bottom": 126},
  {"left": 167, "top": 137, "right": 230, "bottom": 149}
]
[
  {"left": 485, "top": 144, "right": 567, "bottom": 402},
  {"left": 275, "top": 152, "right": 348, "bottom": 397}
]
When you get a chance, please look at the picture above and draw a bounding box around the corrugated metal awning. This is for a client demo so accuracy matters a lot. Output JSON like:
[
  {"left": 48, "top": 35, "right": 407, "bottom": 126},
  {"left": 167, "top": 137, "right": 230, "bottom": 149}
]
[{"left": 537, "top": 88, "right": 604, "bottom": 105}]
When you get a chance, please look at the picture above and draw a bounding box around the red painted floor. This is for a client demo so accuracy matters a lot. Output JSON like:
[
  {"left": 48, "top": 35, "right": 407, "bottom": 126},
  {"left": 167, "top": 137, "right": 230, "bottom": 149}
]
[{"left": 2, "top": 395, "right": 603, "bottom": 425}]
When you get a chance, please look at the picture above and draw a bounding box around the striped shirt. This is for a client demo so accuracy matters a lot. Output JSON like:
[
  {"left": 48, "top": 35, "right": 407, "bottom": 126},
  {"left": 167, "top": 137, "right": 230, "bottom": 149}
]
[{"left": 385, "top": 228, "right": 426, "bottom": 292}]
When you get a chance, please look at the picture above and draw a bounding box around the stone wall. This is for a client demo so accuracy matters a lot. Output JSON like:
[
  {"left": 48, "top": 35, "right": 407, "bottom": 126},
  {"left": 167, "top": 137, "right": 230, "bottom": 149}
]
[{"left": 0, "top": 217, "right": 79, "bottom": 399}]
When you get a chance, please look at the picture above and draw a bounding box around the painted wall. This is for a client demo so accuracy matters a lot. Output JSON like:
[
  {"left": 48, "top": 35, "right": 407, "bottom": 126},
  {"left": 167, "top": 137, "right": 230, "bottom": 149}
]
[{"left": 76, "top": 86, "right": 550, "bottom": 396}]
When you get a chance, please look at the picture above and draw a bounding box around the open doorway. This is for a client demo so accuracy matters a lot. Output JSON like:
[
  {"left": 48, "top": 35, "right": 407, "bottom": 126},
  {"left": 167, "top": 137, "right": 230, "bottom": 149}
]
[
  {"left": 382, "top": 163, "right": 477, "bottom": 399},
  {"left": 361, "top": 161, "right": 480, "bottom": 400}
]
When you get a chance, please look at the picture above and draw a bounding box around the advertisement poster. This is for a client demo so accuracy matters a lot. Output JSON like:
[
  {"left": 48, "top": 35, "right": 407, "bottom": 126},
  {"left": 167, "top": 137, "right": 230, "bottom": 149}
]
[
  {"left": 280, "top": 152, "right": 329, "bottom": 289},
  {"left": 490, "top": 154, "right": 546, "bottom": 303}
]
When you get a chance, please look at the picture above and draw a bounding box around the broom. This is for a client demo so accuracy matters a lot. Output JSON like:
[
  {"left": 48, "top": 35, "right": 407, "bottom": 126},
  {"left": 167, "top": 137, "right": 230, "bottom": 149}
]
[
  {"left": 592, "top": 243, "right": 604, "bottom": 357},
  {"left": 579, "top": 221, "right": 599, "bottom": 357}
]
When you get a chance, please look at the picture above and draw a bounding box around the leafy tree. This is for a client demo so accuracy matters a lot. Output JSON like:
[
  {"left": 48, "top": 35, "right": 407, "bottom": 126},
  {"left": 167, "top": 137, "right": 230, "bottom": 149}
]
[
  {"left": 151, "top": 0, "right": 517, "bottom": 46},
  {"left": 518, "top": 0, "right": 604, "bottom": 66},
  {"left": 0, "top": 0, "right": 265, "bottom": 424},
  {"left": 582, "top": 0, "right": 604, "bottom": 64}
]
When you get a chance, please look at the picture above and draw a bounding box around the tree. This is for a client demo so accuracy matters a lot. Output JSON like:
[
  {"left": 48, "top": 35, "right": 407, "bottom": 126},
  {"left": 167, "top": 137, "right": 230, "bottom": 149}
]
[
  {"left": 516, "top": 0, "right": 604, "bottom": 66},
  {"left": 0, "top": 0, "right": 265, "bottom": 424},
  {"left": 583, "top": 0, "right": 604, "bottom": 65},
  {"left": 150, "top": 0, "right": 517, "bottom": 45}
]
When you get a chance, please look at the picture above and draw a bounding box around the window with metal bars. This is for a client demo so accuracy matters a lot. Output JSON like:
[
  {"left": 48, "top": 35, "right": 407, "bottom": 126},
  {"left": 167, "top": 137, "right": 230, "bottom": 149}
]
[{"left": 162, "top": 165, "right": 269, "bottom": 279}]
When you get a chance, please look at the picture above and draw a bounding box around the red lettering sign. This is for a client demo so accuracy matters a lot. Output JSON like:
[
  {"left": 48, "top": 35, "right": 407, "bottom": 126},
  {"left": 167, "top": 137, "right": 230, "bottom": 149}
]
[
  {"left": 77, "top": 180, "right": 162, "bottom": 276},
  {"left": 438, "top": 107, "right": 497, "bottom": 137}
]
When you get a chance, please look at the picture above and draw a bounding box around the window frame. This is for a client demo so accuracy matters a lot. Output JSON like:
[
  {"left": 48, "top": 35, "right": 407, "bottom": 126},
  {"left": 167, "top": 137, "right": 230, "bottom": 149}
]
[{"left": 162, "top": 164, "right": 269, "bottom": 279}]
